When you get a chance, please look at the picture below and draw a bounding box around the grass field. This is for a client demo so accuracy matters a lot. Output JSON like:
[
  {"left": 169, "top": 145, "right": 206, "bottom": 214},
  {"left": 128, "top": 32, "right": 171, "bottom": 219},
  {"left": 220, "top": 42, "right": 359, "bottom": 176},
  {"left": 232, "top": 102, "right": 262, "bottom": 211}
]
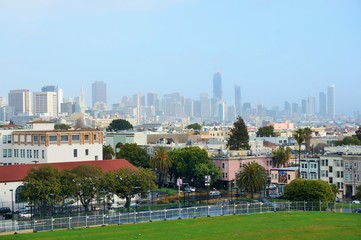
[{"left": 1, "top": 212, "right": 361, "bottom": 240}]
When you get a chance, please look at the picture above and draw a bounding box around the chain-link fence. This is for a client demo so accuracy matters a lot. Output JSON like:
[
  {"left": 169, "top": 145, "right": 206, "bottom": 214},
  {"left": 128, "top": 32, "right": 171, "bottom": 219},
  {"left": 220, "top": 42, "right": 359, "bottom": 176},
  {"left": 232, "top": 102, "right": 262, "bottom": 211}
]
[{"left": 1, "top": 201, "right": 360, "bottom": 234}]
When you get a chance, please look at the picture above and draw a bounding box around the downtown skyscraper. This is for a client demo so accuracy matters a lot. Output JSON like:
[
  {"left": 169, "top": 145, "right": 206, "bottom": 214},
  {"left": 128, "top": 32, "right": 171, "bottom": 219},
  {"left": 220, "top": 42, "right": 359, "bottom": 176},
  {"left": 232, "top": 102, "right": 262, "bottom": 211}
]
[
  {"left": 327, "top": 84, "right": 335, "bottom": 119},
  {"left": 213, "top": 72, "right": 222, "bottom": 100},
  {"left": 92, "top": 81, "right": 107, "bottom": 108}
]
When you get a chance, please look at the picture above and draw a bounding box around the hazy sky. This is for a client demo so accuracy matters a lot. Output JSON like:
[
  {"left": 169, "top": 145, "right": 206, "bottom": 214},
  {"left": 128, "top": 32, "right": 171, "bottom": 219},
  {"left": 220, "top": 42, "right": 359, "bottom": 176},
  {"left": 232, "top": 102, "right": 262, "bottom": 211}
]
[{"left": 0, "top": 0, "right": 360, "bottom": 115}]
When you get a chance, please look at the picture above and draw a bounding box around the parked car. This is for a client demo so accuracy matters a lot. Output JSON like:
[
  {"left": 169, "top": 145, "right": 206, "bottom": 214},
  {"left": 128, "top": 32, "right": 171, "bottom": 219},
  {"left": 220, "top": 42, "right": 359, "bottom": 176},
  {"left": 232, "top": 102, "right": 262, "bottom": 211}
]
[
  {"left": 351, "top": 200, "right": 360, "bottom": 204},
  {"left": 352, "top": 208, "right": 361, "bottom": 213},
  {"left": 209, "top": 190, "right": 221, "bottom": 197},
  {"left": 0, "top": 207, "right": 11, "bottom": 215},
  {"left": 184, "top": 186, "right": 196, "bottom": 192},
  {"left": 16, "top": 207, "right": 30, "bottom": 214},
  {"left": 19, "top": 211, "right": 33, "bottom": 219},
  {"left": 269, "top": 194, "right": 283, "bottom": 199}
]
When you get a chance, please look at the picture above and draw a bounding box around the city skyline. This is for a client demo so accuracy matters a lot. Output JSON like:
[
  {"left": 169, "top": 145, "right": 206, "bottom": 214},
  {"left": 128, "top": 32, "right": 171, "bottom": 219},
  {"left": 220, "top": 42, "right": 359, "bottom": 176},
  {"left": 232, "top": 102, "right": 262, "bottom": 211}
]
[{"left": 0, "top": 1, "right": 360, "bottom": 115}]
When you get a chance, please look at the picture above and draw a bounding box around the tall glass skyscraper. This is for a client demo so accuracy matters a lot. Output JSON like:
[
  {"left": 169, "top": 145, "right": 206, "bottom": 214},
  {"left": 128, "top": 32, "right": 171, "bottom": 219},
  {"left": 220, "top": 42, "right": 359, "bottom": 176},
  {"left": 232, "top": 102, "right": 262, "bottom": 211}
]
[
  {"left": 213, "top": 72, "right": 222, "bottom": 100},
  {"left": 327, "top": 84, "right": 335, "bottom": 119},
  {"left": 92, "top": 81, "right": 107, "bottom": 107}
]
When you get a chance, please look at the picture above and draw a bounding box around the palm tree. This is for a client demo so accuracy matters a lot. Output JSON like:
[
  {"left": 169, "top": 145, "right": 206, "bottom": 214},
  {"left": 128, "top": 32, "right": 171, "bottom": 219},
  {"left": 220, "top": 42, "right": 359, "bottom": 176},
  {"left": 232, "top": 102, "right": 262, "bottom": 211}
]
[
  {"left": 283, "top": 147, "right": 292, "bottom": 167},
  {"left": 103, "top": 144, "right": 115, "bottom": 160},
  {"left": 236, "top": 162, "right": 267, "bottom": 198},
  {"left": 272, "top": 147, "right": 292, "bottom": 168},
  {"left": 150, "top": 146, "right": 172, "bottom": 186},
  {"left": 293, "top": 128, "right": 305, "bottom": 176},
  {"left": 303, "top": 127, "right": 313, "bottom": 152}
]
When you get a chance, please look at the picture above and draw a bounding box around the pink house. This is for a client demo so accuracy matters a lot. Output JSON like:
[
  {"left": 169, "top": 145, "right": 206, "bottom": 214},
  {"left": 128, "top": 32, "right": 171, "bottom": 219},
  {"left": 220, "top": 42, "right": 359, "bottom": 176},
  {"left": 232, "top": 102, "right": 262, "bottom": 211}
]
[
  {"left": 212, "top": 156, "right": 273, "bottom": 190},
  {"left": 270, "top": 167, "right": 298, "bottom": 195}
]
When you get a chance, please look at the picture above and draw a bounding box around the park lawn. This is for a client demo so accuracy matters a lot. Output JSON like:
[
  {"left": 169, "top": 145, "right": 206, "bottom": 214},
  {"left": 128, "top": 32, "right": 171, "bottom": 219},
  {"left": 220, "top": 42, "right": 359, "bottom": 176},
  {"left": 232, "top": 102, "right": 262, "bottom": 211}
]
[{"left": 2, "top": 212, "right": 361, "bottom": 240}]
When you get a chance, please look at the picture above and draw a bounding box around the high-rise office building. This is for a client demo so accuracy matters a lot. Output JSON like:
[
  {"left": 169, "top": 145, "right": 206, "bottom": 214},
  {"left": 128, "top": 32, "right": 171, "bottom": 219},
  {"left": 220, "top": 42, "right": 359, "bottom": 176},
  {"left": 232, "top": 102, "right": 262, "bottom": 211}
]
[
  {"left": 92, "top": 81, "right": 107, "bottom": 107},
  {"left": 327, "top": 84, "right": 335, "bottom": 119},
  {"left": 234, "top": 85, "right": 241, "bottom": 117},
  {"left": 0, "top": 97, "right": 6, "bottom": 107},
  {"left": 301, "top": 99, "right": 307, "bottom": 114},
  {"left": 319, "top": 92, "right": 327, "bottom": 117},
  {"left": 200, "top": 93, "right": 211, "bottom": 118},
  {"left": 8, "top": 89, "right": 31, "bottom": 115},
  {"left": 213, "top": 72, "right": 222, "bottom": 100},
  {"left": 307, "top": 96, "right": 316, "bottom": 115},
  {"left": 33, "top": 92, "right": 57, "bottom": 116},
  {"left": 184, "top": 98, "right": 194, "bottom": 118},
  {"left": 41, "top": 85, "right": 63, "bottom": 114}
]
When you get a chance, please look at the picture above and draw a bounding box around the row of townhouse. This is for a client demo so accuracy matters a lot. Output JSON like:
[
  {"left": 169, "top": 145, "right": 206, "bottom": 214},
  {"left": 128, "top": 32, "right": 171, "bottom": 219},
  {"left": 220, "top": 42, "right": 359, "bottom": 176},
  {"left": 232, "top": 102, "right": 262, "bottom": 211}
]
[
  {"left": 268, "top": 154, "right": 361, "bottom": 200},
  {"left": 0, "top": 121, "right": 103, "bottom": 165}
]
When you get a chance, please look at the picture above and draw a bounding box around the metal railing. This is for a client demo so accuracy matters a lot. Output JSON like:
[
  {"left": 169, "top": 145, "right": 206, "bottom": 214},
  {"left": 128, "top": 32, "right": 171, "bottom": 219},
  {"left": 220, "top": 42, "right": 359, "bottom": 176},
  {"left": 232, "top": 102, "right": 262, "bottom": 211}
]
[{"left": 1, "top": 201, "right": 359, "bottom": 234}]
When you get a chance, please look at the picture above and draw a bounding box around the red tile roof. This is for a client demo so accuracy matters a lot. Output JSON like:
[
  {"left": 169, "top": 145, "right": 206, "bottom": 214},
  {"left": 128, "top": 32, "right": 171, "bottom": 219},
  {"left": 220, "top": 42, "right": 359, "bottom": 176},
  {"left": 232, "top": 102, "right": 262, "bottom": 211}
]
[{"left": 0, "top": 159, "right": 137, "bottom": 183}]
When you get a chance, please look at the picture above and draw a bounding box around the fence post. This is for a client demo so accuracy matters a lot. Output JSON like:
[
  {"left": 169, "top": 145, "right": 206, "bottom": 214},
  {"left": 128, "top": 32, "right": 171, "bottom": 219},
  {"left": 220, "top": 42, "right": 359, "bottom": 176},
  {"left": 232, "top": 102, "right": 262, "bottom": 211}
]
[
  {"left": 86, "top": 215, "right": 88, "bottom": 227},
  {"left": 303, "top": 201, "right": 306, "bottom": 211},
  {"left": 51, "top": 218, "right": 54, "bottom": 231},
  {"left": 207, "top": 206, "right": 210, "bottom": 217}
]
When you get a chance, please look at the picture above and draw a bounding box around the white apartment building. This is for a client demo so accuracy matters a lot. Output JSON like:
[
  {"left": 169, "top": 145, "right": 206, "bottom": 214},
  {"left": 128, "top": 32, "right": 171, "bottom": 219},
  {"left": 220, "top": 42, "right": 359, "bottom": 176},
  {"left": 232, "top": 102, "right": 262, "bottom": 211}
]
[
  {"left": 319, "top": 155, "right": 344, "bottom": 200},
  {"left": 1, "top": 122, "right": 103, "bottom": 165},
  {"left": 343, "top": 155, "right": 361, "bottom": 199},
  {"left": 300, "top": 157, "right": 320, "bottom": 180},
  {"left": 32, "top": 92, "right": 57, "bottom": 116}
]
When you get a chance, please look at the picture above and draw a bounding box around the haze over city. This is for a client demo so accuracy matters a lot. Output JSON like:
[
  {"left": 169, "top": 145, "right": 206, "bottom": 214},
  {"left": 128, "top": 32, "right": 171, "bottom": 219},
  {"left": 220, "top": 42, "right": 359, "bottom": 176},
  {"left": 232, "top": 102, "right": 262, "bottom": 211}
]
[{"left": 0, "top": 0, "right": 360, "bottom": 115}]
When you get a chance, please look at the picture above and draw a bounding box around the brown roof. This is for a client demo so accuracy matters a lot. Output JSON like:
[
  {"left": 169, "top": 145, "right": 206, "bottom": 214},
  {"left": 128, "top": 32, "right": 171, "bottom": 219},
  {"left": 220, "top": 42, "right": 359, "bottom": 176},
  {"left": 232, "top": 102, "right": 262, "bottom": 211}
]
[{"left": 0, "top": 159, "right": 137, "bottom": 183}]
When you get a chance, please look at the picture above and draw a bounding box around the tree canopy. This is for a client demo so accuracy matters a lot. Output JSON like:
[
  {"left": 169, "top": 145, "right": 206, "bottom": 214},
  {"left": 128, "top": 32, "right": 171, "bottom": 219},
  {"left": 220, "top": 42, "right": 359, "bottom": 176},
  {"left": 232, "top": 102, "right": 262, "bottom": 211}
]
[
  {"left": 186, "top": 123, "right": 202, "bottom": 130},
  {"left": 104, "top": 168, "right": 157, "bottom": 209},
  {"left": 272, "top": 147, "right": 291, "bottom": 168},
  {"left": 355, "top": 127, "right": 361, "bottom": 141},
  {"left": 169, "top": 146, "right": 220, "bottom": 185},
  {"left": 356, "top": 185, "right": 361, "bottom": 201},
  {"left": 335, "top": 136, "right": 361, "bottom": 146},
  {"left": 54, "top": 123, "right": 71, "bottom": 130},
  {"left": 236, "top": 162, "right": 267, "bottom": 198},
  {"left": 21, "top": 166, "right": 63, "bottom": 213},
  {"left": 117, "top": 143, "right": 149, "bottom": 168},
  {"left": 150, "top": 146, "right": 172, "bottom": 186},
  {"left": 227, "top": 116, "right": 250, "bottom": 150},
  {"left": 107, "top": 119, "right": 133, "bottom": 131},
  {"left": 257, "top": 126, "right": 276, "bottom": 137},
  {"left": 20, "top": 164, "right": 157, "bottom": 213},
  {"left": 284, "top": 179, "right": 335, "bottom": 202}
]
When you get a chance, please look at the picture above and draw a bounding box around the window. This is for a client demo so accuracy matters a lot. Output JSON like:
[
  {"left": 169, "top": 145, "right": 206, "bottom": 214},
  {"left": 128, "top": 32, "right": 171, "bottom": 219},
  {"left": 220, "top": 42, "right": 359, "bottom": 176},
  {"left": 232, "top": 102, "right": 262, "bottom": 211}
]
[
  {"left": 337, "top": 171, "right": 340, "bottom": 178},
  {"left": 20, "top": 149, "right": 25, "bottom": 158},
  {"left": 42, "top": 150, "right": 45, "bottom": 159},
  {"left": 72, "top": 135, "right": 80, "bottom": 142},
  {"left": 73, "top": 149, "right": 78, "bottom": 158},
  {"left": 49, "top": 136, "right": 57, "bottom": 142},
  {"left": 3, "top": 149, "right": 7, "bottom": 158},
  {"left": 321, "top": 159, "right": 325, "bottom": 166},
  {"left": 341, "top": 182, "right": 344, "bottom": 189},
  {"left": 222, "top": 163, "right": 225, "bottom": 168},
  {"left": 27, "top": 149, "right": 32, "bottom": 158},
  {"left": 34, "top": 150, "right": 39, "bottom": 159},
  {"left": 61, "top": 135, "right": 69, "bottom": 142},
  {"left": 7, "top": 149, "right": 12, "bottom": 158},
  {"left": 288, "top": 174, "right": 290, "bottom": 180},
  {"left": 40, "top": 135, "right": 46, "bottom": 144},
  {"left": 33, "top": 135, "right": 38, "bottom": 143},
  {"left": 325, "top": 159, "right": 328, "bottom": 166},
  {"left": 7, "top": 135, "right": 11, "bottom": 144},
  {"left": 329, "top": 166, "right": 333, "bottom": 173},
  {"left": 84, "top": 134, "right": 89, "bottom": 141},
  {"left": 85, "top": 149, "right": 89, "bottom": 156},
  {"left": 94, "top": 134, "right": 97, "bottom": 140},
  {"left": 341, "top": 171, "right": 343, "bottom": 178},
  {"left": 329, "top": 177, "right": 333, "bottom": 184},
  {"left": 2, "top": 136, "right": 6, "bottom": 144}
]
